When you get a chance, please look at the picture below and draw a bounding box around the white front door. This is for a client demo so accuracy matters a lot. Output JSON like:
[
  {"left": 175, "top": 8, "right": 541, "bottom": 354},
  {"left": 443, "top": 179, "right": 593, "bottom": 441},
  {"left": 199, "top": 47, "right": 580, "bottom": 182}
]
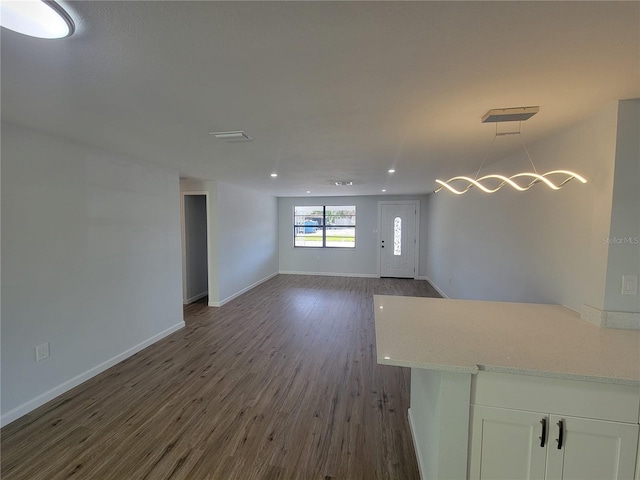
[{"left": 379, "top": 203, "right": 416, "bottom": 278}]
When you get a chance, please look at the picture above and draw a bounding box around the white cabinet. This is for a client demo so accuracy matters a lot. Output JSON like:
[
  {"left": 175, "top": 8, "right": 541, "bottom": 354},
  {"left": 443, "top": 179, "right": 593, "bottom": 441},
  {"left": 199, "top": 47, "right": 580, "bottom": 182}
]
[
  {"left": 470, "top": 406, "right": 639, "bottom": 480},
  {"left": 636, "top": 430, "right": 640, "bottom": 480},
  {"left": 469, "top": 372, "right": 640, "bottom": 480},
  {"left": 546, "top": 415, "right": 638, "bottom": 480},
  {"left": 470, "top": 406, "right": 547, "bottom": 480}
]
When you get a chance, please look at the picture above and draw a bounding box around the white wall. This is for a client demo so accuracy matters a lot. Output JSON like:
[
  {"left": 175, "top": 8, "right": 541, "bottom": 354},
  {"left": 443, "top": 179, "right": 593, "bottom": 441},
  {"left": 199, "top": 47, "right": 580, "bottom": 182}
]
[
  {"left": 425, "top": 102, "right": 620, "bottom": 312},
  {"left": 278, "top": 195, "right": 429, "bottom": 277},
  {"left": 604, "top": 99, "right": 640, "bottom": 313},
  {"left": 211, "top": 181, "right": 279, "bottom": 305},
  {"left": 1, "top": 124, "right": 184, "bottom": 426},
  {"left": 180, "top": 179, "right": 279, "bottom": 307}
]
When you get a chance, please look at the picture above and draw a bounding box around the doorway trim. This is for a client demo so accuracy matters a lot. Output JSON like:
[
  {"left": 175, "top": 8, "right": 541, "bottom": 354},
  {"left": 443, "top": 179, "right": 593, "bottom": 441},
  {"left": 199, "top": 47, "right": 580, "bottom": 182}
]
[
  {"left": 377, "top": 200, "right": 420, "bottom": 279},
  {"left": 180, "top": 191, "right": 210, "bottom": 304}
]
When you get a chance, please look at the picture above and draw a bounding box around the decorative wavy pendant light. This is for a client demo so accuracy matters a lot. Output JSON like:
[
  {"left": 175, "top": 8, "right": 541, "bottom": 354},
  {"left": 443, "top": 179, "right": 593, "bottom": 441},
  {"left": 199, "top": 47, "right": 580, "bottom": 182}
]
[{"left": 434, "top": 107, "right": 587, "bottom": 194}]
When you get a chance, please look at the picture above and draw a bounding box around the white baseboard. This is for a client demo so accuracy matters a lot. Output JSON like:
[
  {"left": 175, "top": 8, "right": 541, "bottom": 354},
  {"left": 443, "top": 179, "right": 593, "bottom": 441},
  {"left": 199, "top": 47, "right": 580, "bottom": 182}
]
[
  {"left": 0, "top": 321, "right": 185, "bottom": 428},
  {"left": 408, "top": 408, "right": 426, "bottom": 480},
  {"left": 278, "top": 270, "right": 378, "bottom": 278},
  {"left": 422, "top": 276, "right": 449, "bottom": 299},
  {"left": 209, "top": 272, "right": 279, "bottom": 307},
  {"left": 184, "top": 291, "right": 208, "bottom": 304}
]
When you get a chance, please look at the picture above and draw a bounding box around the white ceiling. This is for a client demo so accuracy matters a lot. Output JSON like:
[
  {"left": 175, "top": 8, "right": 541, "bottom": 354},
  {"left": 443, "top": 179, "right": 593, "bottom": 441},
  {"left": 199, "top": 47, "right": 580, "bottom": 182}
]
[{"left": 2, "top": 1, "right": 638, "bottom": 196}]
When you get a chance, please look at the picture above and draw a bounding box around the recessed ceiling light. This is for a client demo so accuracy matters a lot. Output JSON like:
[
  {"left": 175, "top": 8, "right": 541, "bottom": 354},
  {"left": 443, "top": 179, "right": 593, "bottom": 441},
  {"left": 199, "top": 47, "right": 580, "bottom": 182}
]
[
  {"left": 209, "top": 131, "right": 253, "bottom": 142},
  {"left": 0, "top": 0, "right": 75, "bottom": 39},
  {"left": 388, "top": 169, "right": 396, "bottom": 174},
  {"left": 270, "top": 173, "right": 278, "bottom": 178},
  {"left": 306, "top": 190, "right": 311, "bottom": 194},
  {"left": 381, "top": 189, "right": 387, "bottom": 192}
]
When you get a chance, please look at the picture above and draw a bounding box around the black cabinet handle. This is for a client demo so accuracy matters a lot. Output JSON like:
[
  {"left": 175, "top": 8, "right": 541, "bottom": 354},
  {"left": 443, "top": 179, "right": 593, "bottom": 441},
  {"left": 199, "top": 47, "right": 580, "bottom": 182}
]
[
  {"left": 556, "top": 420, "right": 564, "bottom": 450},
  {"left": 540, "top": 417, "right": 547, "bottom": 448}
]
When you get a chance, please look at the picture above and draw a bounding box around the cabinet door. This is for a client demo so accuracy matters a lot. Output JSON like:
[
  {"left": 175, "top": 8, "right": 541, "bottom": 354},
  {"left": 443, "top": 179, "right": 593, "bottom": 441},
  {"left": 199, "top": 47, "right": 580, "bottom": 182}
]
[
  {"left": 635, "top": 429, "right": 640, "bottom": 480},
  {"left": 545, "top": 415, "right": 639, "bottom": 480},
  {"left": 470, "top": 405, "right": 547, "bottom": 480}
]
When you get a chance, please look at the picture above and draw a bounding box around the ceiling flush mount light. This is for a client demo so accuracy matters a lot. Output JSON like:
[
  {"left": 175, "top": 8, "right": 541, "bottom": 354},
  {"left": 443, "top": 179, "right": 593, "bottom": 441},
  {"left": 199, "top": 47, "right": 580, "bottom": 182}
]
[
  {"left": 0, "top": 0, "right": 75, "bottom": 39},
  {"left": 434, "top": 106, "right": 586, "bottom": 194},
  {"left": 209, "top": 131, "right": 253, "bottom": 142},
  {"left": 388, "top": 169, "right": 396, "bottom": 174},
  {"left": 270, "top": 173, "right": 278, "bottom": 178}
]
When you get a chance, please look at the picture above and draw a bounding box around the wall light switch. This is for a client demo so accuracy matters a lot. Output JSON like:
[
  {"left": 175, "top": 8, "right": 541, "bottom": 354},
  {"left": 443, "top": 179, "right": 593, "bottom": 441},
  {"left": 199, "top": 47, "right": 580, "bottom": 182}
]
[
  {"left": 621, "top": 275, "right": 638, "bottom": 296},
  {"left": 35, "top": 342, "right": 50, "bottom": 362}
]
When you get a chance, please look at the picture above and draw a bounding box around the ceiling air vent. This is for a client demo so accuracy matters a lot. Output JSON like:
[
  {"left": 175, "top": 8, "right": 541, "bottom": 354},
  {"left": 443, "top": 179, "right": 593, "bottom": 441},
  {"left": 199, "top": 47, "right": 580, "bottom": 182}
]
[
  {"left": 481, "top": 106, "right": 539, "bottom": 123},
  {"left": 209, "top": 131, "right": 253, "bottom": 142},
  {"left": 334, "top": 181, "right": 354, "bottom": 186}
]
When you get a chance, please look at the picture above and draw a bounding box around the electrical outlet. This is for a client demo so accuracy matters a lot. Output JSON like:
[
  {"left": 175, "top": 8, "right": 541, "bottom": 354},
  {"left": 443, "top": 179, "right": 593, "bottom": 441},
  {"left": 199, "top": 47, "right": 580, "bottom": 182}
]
[
  {"left": 35, "top": 342, "right": 50, "bottom": 362},
  {"left": 621, "top": 275, "right": 638, "bottom": 296}
]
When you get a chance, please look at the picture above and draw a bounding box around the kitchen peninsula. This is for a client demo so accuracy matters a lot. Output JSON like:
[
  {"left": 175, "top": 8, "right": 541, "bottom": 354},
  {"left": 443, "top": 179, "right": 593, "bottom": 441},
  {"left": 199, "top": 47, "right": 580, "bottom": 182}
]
[{"left": 374, "top": 295, "right": 640, "bottom": 480}]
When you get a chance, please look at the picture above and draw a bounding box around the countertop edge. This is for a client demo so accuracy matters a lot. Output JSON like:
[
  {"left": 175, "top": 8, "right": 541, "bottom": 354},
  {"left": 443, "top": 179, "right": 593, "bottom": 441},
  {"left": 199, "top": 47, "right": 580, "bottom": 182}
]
[
  {"left": 377, "top": 358, "right": 640, "bottom": 386},
  {"left": 377, "top": 357, "right": 478, "bottom": 374}
]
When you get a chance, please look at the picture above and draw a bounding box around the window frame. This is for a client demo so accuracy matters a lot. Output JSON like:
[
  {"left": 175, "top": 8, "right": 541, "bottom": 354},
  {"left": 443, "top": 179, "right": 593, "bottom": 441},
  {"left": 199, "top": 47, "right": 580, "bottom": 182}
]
[{"left": 293, "top": 205, "right": 356, "bottom": 248}]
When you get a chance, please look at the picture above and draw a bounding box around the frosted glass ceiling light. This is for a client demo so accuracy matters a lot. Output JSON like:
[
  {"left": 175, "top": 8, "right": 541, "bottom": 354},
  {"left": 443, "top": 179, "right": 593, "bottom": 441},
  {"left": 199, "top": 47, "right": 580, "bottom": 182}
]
[
  {"left": 434, "top": 106, "right": 586, "bottom": 194},
  {"left": 1, "top": 1, "right": 75, "bottom": 39}
]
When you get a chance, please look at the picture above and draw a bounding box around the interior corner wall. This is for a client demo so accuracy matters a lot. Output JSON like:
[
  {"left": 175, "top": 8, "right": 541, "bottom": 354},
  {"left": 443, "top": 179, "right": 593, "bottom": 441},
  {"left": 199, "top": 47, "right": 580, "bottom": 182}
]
[
  {"left": 1, "top": 124, "right": 184, "bottom": 426},
  {"left": 278, "top": 194, "right": 429, "bottom": 277},
  {"left": 425, "top": 102, "right": 620, "bottom": 312},
  {"left": 202, "top": 181, "right": 221, "bottom": 304},
  {"left": 603, "top": 99, "right": 640, "bottom": 313},
  {"left": 214, "top": 181, "right": 279, "bottom": 304},
  {"left": 200, "top": 180, "right": 278, "bottom": 306}
]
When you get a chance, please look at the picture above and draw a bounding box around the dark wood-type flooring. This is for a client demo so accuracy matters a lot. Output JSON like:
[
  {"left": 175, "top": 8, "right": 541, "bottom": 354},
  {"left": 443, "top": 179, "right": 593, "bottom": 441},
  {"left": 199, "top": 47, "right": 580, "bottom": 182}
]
[{"left": 1, "top": 275, "right": 440, "bottom": 479}]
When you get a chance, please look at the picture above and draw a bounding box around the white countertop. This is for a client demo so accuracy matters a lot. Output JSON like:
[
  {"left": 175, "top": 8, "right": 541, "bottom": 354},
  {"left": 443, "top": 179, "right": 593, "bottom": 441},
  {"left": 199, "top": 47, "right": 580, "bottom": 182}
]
[{"left": 374, "top": 295, "right": 640, "bottom": 386}]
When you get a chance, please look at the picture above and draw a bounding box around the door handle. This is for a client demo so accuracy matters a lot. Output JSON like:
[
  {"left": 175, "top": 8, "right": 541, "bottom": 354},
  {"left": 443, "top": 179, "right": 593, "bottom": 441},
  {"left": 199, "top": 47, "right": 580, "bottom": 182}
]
[
  {"left": 539, "top": 417, "right": 547, "bottom": 448},
  {"left": 556, "top": 419, "right": 564, "bottom": 450}
]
